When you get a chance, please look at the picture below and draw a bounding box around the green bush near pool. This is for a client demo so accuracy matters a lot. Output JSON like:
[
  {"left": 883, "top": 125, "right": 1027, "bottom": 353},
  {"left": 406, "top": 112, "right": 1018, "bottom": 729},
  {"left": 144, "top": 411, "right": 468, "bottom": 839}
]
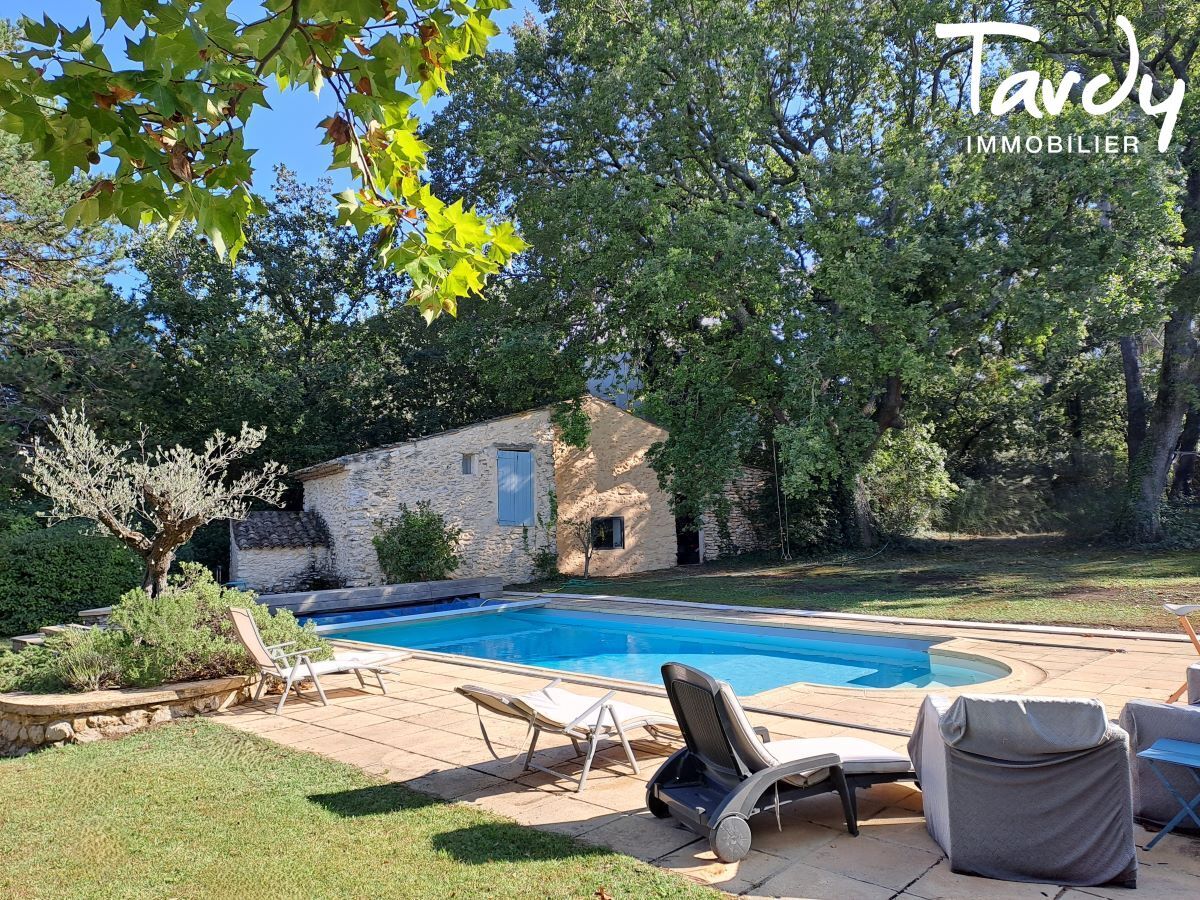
[{"left": 0, "top": 565, "right": 327, "bottom": 694}]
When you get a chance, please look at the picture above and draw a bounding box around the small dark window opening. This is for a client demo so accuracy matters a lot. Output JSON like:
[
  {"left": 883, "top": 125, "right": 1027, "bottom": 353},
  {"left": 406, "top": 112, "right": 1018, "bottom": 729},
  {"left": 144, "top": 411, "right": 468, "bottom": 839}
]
[
  {"left": 461, "top": 453, "right": 476, "bottom": 475},
  {"left": 591, "top": 517, "right": 625, "bottom": 550}
]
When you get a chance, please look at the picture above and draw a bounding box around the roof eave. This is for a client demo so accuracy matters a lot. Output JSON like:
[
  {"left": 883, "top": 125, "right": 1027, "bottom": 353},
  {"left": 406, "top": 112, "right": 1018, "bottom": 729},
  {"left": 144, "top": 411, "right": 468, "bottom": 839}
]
[{"left": 291, "top": 461, "right": 348, "bottom": 481}]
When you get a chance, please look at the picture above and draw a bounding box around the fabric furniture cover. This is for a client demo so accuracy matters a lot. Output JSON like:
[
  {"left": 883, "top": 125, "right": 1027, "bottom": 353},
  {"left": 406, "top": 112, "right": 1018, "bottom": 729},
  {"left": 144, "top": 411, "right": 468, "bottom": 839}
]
[
  {"left": 1119, "top": 662, "right": 1200, "bottom": 834},
  {"left": 909, "top": 694, "right": 1137, "bottom": 888}
]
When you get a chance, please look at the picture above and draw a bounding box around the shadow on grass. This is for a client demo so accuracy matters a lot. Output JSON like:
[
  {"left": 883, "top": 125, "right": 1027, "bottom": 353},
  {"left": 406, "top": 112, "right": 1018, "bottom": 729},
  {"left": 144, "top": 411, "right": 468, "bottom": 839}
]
[
  {"left": 308, "top": 783, "right": 440, "bottom": 818},
  {"left": 430, "top": 822, "right": 611, "bottom": 865}
]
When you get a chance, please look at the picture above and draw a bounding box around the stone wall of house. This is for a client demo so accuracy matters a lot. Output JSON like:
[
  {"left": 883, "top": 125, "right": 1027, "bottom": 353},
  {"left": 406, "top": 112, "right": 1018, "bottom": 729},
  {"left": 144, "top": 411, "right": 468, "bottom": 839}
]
[
  {"left": 302, "top": 409, "right": 558, "bottom": 586},
  {"left": 702, "top": 467, "right": 776, "bottom": 561},
  {"left": 229, "top": 541, "right": 331, "bottom": 594},
  {"left": 0, "top": 676, "right": 252, "bottom": 757},
  {"left": 554, "top": 396, "right": 678, "bottom": 576}
]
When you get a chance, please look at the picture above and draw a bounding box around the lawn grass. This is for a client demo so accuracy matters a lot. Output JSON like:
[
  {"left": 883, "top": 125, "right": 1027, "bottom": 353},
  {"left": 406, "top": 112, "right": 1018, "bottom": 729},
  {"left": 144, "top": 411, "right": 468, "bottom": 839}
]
[
  {"left": 0, "top": 719, "right": 712, "bottom": 900},
  {"left": 524, "top": 535, "right": 1200, "bottom": 631}
]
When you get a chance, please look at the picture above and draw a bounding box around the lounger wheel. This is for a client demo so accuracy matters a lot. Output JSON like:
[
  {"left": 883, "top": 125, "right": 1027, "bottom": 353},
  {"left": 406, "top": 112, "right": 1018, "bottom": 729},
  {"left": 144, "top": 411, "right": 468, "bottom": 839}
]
[{"left": 710, "top": 815, "right": 752, "bottom": 863}]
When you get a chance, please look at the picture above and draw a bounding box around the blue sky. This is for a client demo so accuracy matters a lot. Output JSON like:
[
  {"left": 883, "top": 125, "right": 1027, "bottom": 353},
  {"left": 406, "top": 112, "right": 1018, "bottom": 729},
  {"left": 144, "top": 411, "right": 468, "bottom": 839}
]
[{"left": 18, "top": 1, "right": 536, "bottom": 193}]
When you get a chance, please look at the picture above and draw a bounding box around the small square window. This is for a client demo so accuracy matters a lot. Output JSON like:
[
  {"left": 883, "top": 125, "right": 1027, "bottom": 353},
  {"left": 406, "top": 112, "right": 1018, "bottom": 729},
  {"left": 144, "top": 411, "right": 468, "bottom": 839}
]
[
  {"left": 591, "top": 517, "right": 624, "bottom": 550},
  {"left": 461, "top": 453, "right": 476, "bottom": 475}
]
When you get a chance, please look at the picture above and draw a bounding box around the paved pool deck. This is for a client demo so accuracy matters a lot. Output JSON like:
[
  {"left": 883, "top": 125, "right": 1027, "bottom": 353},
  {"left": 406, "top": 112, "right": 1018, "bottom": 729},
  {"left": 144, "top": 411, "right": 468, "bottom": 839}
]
[{"left": 213, "top": 597, "right": 1200, "bottom": 899}]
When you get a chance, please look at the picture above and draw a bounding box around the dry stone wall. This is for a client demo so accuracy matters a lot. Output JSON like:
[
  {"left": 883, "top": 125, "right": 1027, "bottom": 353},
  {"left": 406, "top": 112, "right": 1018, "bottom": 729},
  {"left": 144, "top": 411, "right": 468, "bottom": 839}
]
[
  {"left": 230, "top": 542, "right": 331, "bottom": 593},
  {"left": 702, "top": 467, "right": 776, "bottom": 561},
  {"left": 0, "top": 676, "right": 252, "bottom": 757}
]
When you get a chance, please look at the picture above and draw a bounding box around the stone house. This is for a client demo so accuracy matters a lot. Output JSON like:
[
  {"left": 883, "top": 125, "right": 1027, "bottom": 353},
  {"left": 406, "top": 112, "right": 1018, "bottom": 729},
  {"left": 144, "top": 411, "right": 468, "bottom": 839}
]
[{"left": 229, "top": 395, "right": 773, "bottom": 591}]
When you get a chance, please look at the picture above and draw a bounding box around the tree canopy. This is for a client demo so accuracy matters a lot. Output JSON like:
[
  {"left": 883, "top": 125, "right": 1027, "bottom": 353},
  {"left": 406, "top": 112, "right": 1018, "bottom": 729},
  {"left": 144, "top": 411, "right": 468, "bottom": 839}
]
[
  {"left": 3, "top": 0, "right": 1198, "bottom": 553},
  {"left": 0, "top": 0, "right": 525, "bottom": 321},
  {"left": 427, "top": 0, "right": 1183, "bottom": 543}
]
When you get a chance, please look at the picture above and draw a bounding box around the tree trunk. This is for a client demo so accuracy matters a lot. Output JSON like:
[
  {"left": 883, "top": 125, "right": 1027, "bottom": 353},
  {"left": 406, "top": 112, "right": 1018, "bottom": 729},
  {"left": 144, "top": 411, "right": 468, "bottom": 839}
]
[
  {"left": 1124, "top": 141, "right": 1200, "bottom": 539},
  {"left": 1120, "top": 336, "right": 1148, "bottom": 465},
  {"left": 143, "top": 550, "right": 174, "bottom": 596},
  {"left": 843, "top": 375, "right": 905, "bottom": 548},
  {"left": 1170, "top": 407, "right": 1200, "bottom": 500},
  {"left": 1065, "top": 392, "right": 1085, "bottom": 479},
  {"left": 850, "top": 473, "right": 878, "bottom": 548},
  {"left": 1124, "top": 310, "right": 1198, "bottom": 542}
]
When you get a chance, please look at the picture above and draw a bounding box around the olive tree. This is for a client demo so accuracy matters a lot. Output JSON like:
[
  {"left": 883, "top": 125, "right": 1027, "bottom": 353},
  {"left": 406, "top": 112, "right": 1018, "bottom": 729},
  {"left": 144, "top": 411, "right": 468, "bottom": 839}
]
[{"left": 23, "top": 407, "right": 285, "bottom": 595}]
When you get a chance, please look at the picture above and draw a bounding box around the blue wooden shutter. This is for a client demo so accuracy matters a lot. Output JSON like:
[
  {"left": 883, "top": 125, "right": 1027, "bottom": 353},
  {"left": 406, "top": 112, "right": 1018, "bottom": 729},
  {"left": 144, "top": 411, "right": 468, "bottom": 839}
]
[{"left": 497, "top": 450, "right": 534, "bottom": 525}]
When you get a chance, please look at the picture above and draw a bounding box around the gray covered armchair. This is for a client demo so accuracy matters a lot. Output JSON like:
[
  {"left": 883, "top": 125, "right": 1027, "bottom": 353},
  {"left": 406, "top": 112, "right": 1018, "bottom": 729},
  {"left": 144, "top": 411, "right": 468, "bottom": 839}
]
[
  {"left": 1119, "top": 662, "right": 1200, "bottom": 835},
  {"left": 909, "top": 694, "right": 1137, "bottom": 888}
]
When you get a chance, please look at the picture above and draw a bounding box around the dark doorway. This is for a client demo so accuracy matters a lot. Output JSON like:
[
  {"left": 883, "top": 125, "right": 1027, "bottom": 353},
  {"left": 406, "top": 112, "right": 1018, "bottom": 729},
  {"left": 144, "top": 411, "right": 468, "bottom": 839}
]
[{"left": 676, "top": 516, "right": 701, "bottom": 565}]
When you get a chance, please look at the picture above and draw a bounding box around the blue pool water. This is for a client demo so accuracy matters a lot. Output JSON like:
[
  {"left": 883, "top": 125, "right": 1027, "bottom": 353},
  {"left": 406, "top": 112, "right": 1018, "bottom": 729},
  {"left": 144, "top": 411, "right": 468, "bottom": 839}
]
[{"left": 325, "top": 608, "right": 1007, "bottom": 694}]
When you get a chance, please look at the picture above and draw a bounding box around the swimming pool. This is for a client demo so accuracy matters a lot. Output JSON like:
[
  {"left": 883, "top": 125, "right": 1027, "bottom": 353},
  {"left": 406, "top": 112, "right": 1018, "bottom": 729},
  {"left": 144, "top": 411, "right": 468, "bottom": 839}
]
[{"left": 324, "top": 607, "right": 1008, "bottom": 694}]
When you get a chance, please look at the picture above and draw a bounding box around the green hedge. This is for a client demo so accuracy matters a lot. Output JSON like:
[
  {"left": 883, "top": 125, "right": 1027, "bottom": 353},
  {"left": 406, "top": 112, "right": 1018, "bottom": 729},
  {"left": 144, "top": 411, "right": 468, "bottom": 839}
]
[{"left": 0, "top": 523, "right": 142, "bottom": 637}]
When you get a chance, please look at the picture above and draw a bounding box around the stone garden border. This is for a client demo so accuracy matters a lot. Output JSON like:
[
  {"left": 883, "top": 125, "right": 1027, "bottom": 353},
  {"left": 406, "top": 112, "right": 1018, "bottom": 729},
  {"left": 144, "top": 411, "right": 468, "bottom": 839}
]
[{"left": 0, "top": 675, "right": 255, "bottom": 757}]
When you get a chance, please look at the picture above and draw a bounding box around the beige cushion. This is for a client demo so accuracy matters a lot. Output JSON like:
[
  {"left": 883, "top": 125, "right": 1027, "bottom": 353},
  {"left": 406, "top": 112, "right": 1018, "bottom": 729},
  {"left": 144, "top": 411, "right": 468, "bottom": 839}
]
[
  {"left": 765, "top": 737, "right": 912, "bottom": 775},
  {"left": 330, "top": 650, "right": 407, "bottom": 668},
  {"left": 524, "top": 685, "right": 676, "bottom": 731},
  {"left": 283, "top": 651, "right": 406, "bottom": 678}
]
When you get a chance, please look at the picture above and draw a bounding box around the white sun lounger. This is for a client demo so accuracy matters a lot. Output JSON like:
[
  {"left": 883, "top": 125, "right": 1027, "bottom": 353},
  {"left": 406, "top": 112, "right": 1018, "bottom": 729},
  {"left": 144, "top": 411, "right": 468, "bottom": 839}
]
[
  {"left": 228, "top": 607, "right": 410, "bottom": 713},
  {"left": 456, "top": 679, "right": 682, "bottom": 791}
]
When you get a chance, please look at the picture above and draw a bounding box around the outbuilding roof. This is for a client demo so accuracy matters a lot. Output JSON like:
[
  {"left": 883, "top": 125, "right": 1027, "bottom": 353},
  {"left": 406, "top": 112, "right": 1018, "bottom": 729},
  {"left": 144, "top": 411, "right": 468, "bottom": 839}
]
[
  {"left": 289, "top": 394, "right": 657, "bottom": 482},
  {"left": 231, "top": 511, "right": 330, "bottom": 550}
]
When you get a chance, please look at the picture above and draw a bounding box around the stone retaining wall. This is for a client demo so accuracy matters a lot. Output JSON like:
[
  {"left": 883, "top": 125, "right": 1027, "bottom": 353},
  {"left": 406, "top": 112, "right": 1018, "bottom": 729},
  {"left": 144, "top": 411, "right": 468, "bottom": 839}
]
[
  {"left": 701, "top": 466, "right": 776, "bottom": 560},
  {"left": 0, "top": 676, "right": 254, "bottom": 757}
]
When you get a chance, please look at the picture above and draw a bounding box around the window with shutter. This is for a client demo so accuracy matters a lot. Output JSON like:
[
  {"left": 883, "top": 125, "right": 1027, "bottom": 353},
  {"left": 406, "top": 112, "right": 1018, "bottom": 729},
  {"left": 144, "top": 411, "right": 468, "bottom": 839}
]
[{"left": 497, "top": 449, "right": 534, "bottom": 525}]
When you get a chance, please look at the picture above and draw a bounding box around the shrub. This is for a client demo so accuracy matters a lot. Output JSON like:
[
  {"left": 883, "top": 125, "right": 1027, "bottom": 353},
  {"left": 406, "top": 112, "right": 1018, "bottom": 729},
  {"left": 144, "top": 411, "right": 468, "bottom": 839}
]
[
  {"left": 53, "top": 629, "right": 124, "bottom": 692},
  {"left": 863, "top": 425, "right": 958, "bottom": 537},
  {"left": 0, "top": 522, "right": 141, "bottom": 637},
  {"left": 941, "top": 475, "right": 1061, "bottom": 535},
  {"left": 530, "top": 546, "right": 560, "bottom": 580},
  {"left": 108, "top": 563, "right": 329, "bottom": 687},
  {"left": 0, "top": 644, "right": 67, "bottom": 693},
  {"left": 0, "top": 564, "right": 329, "bottom": 694},
  {"left": 373, "top": 502, "right": 462, "bottom": 583}
]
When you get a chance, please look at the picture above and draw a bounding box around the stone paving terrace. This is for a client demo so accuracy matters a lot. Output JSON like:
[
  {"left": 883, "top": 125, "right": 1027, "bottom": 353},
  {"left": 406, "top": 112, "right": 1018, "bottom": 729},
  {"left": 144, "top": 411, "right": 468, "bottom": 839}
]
[{"left": 214, "top": 601, "right": 1200, "bottom": 899}]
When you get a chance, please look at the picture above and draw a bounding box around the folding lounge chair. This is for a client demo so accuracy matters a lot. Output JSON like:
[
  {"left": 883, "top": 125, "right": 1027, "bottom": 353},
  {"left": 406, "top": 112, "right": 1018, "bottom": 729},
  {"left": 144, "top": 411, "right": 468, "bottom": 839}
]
[
  {"left": 646, "top": 662, "right": 914, "bottom": 862},
  {"left": 1165, "top": 603, "right": 1200, "bottom": 703},
  {"left": 456, "top": 679, "right": 682, "bottom": 791},
  {"left": 228, "top": 607, "right": 410, "bottom": 714}
]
